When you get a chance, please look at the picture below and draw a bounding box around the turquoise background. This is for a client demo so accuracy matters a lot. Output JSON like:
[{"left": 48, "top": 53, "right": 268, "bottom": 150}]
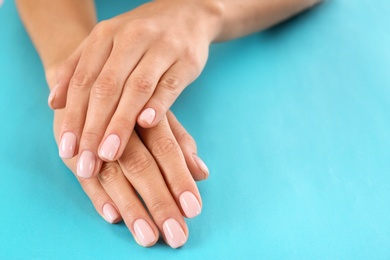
[{"left": 1, "top": 0, "right": 389, "bottom": 259}]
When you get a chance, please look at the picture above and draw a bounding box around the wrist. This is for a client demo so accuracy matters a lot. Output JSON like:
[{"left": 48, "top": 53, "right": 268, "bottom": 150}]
[
  {"left": 154, "top": 0, "right": 224, "bottom": 43},
  {"left": 194, "top": 0, "right": 225, "bottom": 43}
]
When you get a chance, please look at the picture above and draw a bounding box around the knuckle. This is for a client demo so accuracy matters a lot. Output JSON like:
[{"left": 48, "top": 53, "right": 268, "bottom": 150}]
[
  {"left": 148, "top": 197, "right": 171, "bottom": 217},
  {"left": 178, "top": 132, "right": 196, "bottom": 149},
  {"left": 158, "top": 76, "right": 180, "bottom": 96},
  {"left": 98, "top": 163, "right": 120, "bottom": 184},
  {"left": 91, "top": 77, "right": 119, "bottom": 99},
  {"left": 112, "top": 116, "right": 132, "bottom": 129},
  {"left": 81, "top": 130, "right": 102, "bottom": 144},
  {"left": 122, "top": 151, "right": 153, "bottom": 175},
  {"left": 183, "top": 47, "right": 202, "bottom": 69},
  {"left": 122, "top": 201, "right": 140, "bottom": 219},
  {"left": 166, "top": 173, "right": 189, "bottom": 194},
  {"left": 128, "top": 75, "right": 154, "bottom": 94},
  {"left": 92, "top": 21, "right": 112, "bottom": 38},
  {"left": 152, "top": 137, "right": 176, "bottom": 157},
  {"left": 151, "top": 136, "right": 179, "bottom": 157},
  {"left": 69, "top": 71, "right": 95, "bottom": 92}
]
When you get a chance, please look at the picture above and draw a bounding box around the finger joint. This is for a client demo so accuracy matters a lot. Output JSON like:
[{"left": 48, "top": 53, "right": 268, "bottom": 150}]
[
  {"left": 151, "top": 136, "right": 179, "bottom": 158},
  {"left": 128, "top": 75, "right": 154, "bottom": 95},
  {"left": 92, "top": 77, "right": 119, "bottom": 99},
  {"left": 122, "top": 151, "right": 153, "bottom": 176},
  {"left": 99, "top": 163, "right": 120, "bottom": 185},
  {"left": 69, "top": 71, "right": 95, "bottom": 93}
]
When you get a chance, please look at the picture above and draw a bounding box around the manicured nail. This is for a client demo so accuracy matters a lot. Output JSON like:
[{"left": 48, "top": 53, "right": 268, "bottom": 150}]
[
  {"left": 139, "top": 108, "right": 156, "bottom": 125},
  {"left": 103, "top": 203, "right": 119, "bottom": 224},
  {"left": 99, "top": 134, "right": 120, "bottom": 161},
  {"left": 133, "top": 219, "right": 156, "bottom": 247},
  {"left": 59, "top": 132, "right": 76, "bottom": 159},
  {"left": 77, "top": 150, "right": 95, "bottom": 178},
  {"left": 48, "top": 84, "right": 58, "bottom": 109},
  {"left": 163, "top": 218, "right": 187, "bottom": 249},
  {"left": 180, "top": 191, "right": 201, "bottom": 218},
  {"left": 193, "top": 154, "right": 209, "bottom": 179}
]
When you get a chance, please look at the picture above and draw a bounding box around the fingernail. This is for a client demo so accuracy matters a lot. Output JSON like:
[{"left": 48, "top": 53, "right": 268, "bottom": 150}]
[
  {"left": 103, "top": 203, "right": 119, "bottom": 224},
  {"left": 180, "top": 191, "right": 201, "bottom": 218},
  {"left": 48, "top": 84, "right": 58, "bottom": 108},
  {"left": 163, "top": 218, "right": 187, "bottom": 249},
  {"left": 99, "top": 134, "right": 120, "bottom": 161},
  {"left": 77, "top": 150, "right": 95, "bottom": 178},
  {"left": 139, "top": 108, "right": 156, "bottom": 125},
  {"left": 133, "top": 219, "right": 156, "bottom": 247},
  {"left": 59, "top": 132, "right": 77, "bottom": 159},
  {"left": 193, "top": 154, "right": 209, "bottom": 179}
]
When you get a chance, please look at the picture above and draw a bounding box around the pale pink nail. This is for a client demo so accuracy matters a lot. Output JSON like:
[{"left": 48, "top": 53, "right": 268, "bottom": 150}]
[
  {"left": 103, "top": 203, "right": 119, "bottom": 224},
  {"left": 139, "top": 108, "right": 156, "bottom": 125},
  {"left": 193, "top": 154, "right": 209, "bottom": 178},
  {"left": 163, "top": 218, "right": 187, "bottom": 249},
  {"left": 48, "top": 84, "right": 58, "bottom": 108},
  {"left": 133, "top": 219, "right": 156, "bottom": 247},
  {"left": 180, "top": 191, "right": 201, "bottom": 218},
  {"left": 59, "top": 132, "right": 76, "bottom": 159},
  {"left": 99, "top": 134, "right": 120, "bottom": 161},
  {"left": 77, "top": 150, "right": 95, "bottom": 178}
]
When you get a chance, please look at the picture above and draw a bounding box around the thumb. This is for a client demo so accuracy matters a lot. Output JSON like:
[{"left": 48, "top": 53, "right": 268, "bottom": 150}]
[{"left": 48, "top": 41, "right": 85, "bottom": 109}]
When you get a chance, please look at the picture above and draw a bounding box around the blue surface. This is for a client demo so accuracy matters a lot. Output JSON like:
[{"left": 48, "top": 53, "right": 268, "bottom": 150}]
[{"left": 1, "top": 0, "right": 390, "bottom": 259}]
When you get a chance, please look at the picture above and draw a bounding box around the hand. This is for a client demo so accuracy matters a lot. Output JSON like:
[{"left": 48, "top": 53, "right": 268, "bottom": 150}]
[
  {"left": 53, "top": 110, "right": 209, "bottom": 248},
  {"left": 47, "top": 66, "right": 209, "bottom": 248},
  {"left": 48, "top": 0, "right": 221, "bottom": 179}
]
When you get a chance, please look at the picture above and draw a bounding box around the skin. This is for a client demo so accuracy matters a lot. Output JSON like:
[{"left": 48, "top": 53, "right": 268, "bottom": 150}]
[
  {"left": 49, "top": 0, "right": 322, "bottom": 179},
  {"left": 53, "top": 109, "right": 203, "bottom": 248},
  {"left": 16, "top": 0, "right": 208, "bottom": 248},
  {"left": 16, "top": 0, "right": 322, "bottom": 248}
]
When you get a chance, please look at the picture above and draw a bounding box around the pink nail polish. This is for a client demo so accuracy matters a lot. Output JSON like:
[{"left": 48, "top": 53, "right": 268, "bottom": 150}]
[
  {"left": 180, "top": 191, "right": 201, "bottom": 218},
  {"left": 163, "top": 218, "right": 187, "bottom": 249},
  {"left": 48, "top": 84, "right": 58, "bottom": 108},
  {"left": 193, "top": 154, "right": 209, "bottom": 178},
  {"left": 139, "top": 108, "right": 156, "bottom": 125},
  {"left": 133, "top": 219, "right": 156, "bottom": 247},
  {"left": 59, "top": 132, "right": 76, "bottom": 159},
  {"left": 103, "top": 203, "right": 119, "bottom": 224},
  {"left": 99, "top": 134, "right": 120, "bottom": 161},
  {"left": 77, "top": 150, "right": 95, "bottom": 178}
]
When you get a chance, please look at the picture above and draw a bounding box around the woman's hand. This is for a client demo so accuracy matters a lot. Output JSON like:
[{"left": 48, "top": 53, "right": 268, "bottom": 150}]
[
  {"left": 46, "top": 54, "right": 209, "bottom": 248},
  {"left": 49, "top": 0, "right": 221, "bottom": 179},
  {"left": 53, "top": 109, "right": 209, "bottom": 248}
]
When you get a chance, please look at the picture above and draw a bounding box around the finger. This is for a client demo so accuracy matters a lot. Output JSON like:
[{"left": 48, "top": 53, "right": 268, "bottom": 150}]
[
  {"left": 98, "top": 47, "right": 176, "bottom": 162},
  {"left": 119, "top": 132, "right": 189, "bottom": 249},
  {"left": 136, "top": 117, "right": 202, "bottom": 219},
  {"left": 166, "top": 111, "right": 209, "bottom": 181},
  {"left": 137, "top": 61, "right": 198, "bottom": 128},
  {"left": 58, "top": 24, "right": 113, "bottom": 163},
  {"left": 63, "top": 157, "right": 122, "bottom": 224},
  {"left": 98, "top": 161, "right": 159, "bottom": 247},
  {"left": 48, "top": 40, "right": 85, "bottom": 109},
  {"left": 78, "top": 36, "right": 149, "bottom": 167}
]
